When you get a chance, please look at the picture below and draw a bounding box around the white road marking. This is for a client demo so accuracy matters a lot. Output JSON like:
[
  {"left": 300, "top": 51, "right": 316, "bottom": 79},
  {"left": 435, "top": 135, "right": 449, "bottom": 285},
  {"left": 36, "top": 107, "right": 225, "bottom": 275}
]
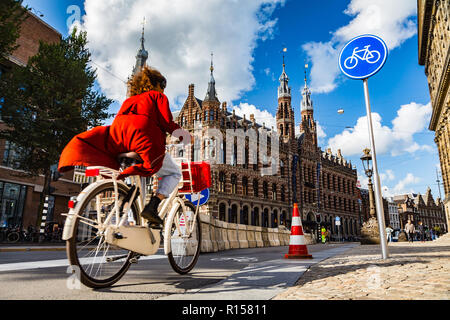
[{"left": 0, "top": 253, "right": 166, "bottom": 272}]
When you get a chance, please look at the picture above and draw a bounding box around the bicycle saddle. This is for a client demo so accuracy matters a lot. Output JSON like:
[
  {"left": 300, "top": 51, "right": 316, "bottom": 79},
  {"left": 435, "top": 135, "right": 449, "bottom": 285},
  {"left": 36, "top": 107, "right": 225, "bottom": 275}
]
[{"left": 118, "top": 152, "right": 144, "bottom": 168}]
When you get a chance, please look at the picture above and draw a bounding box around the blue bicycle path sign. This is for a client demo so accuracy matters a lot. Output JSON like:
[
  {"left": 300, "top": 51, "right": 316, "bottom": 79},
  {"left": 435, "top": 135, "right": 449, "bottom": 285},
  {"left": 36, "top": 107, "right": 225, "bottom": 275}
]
[
  {"left": 339, "top": 34, "right": 388, "bottom": 80},
  {"left": 185, "top": 188, "right": 210, "bottom": 206}
]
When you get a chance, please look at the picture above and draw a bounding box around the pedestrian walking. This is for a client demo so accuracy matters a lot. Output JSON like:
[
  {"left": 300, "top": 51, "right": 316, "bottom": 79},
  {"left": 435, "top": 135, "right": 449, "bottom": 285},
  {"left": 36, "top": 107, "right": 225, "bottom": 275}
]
[
  {"left": 386, "top": 225, "right": 394, "bottom": 243},
  {"left": 418, "top": 221, "right": 425, "bottom": 242},
  {"left": 430, "top": 227, "right": 435, "bottom": 241},
  {"left": 404, "top": 220, "right": 415, "bottom": 243}
]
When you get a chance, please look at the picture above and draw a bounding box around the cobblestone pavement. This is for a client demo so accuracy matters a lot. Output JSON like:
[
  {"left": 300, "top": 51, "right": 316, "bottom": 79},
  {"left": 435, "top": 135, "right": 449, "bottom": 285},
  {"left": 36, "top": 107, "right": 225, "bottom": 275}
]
[{"left": 274, "top": 234, "right": 450, "bottom": 300}]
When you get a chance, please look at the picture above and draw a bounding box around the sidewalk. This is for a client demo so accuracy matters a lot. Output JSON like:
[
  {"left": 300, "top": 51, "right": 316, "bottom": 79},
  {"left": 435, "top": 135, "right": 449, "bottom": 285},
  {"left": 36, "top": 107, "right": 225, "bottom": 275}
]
[{"left": 274, "top": 234, "right": 450, "bottom": 300}]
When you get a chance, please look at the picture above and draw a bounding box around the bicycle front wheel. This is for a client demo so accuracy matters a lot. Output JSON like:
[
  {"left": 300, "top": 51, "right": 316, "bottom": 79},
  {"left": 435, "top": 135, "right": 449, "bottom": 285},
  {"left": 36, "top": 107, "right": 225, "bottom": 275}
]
[
  {"left": 167, "top": 201, "right": 201, "bottom": 274},
  {"left": 7, "top": 232, "right": 20, "bottom": 243},
  {"left": 66, "top": 182, "right": 140, "bottom": 288}
]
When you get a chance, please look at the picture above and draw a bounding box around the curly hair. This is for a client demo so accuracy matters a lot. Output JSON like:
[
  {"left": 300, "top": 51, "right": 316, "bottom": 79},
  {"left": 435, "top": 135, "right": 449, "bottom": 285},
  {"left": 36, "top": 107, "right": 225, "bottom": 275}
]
[{"left": 128, "top": 66, "right": 166, "bottom": 96}]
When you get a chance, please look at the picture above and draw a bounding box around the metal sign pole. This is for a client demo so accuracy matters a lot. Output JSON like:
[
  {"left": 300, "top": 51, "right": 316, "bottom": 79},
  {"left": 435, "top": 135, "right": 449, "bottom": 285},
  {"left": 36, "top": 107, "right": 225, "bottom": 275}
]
[{"left": 363, "top": 78, "right": 389, "bottom": 259}]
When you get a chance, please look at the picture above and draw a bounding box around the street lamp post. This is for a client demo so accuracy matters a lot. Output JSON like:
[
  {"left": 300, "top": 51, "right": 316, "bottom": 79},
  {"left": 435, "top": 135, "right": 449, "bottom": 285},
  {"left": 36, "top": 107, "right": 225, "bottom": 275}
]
[
  {"left": 361, "top": 149, "right": 376, "bottom": 219},
  {"left": 360, "top": 148, "right": 389, "bottom": 259}
]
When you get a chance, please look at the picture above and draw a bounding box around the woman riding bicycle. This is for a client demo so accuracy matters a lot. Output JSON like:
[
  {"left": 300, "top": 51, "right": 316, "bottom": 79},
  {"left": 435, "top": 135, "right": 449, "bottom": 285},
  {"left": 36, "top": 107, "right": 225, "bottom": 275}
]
[{"left": 58, "top": 66, "right": 187, "bottom": 226}]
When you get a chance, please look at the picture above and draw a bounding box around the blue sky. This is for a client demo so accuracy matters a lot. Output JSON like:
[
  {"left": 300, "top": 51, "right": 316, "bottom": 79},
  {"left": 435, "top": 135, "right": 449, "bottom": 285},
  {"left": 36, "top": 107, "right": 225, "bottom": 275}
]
[{"left": 23, "top": 0, "right": 443, "bottom": 201}]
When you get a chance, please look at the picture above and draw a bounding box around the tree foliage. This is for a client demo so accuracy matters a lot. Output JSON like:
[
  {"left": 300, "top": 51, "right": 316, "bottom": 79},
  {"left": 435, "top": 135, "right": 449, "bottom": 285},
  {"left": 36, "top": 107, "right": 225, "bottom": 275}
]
[
  {"left": 0, "top": 0, "right": 28, "bottom": 59},
  {"left": 0, "top": 28, "right": 113, "bottom": 177}
]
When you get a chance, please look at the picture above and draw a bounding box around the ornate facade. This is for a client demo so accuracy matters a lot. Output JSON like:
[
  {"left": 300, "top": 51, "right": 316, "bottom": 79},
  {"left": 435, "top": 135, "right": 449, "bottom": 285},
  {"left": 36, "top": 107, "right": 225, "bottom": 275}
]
[
  {"left": 418, "top": 0, "right": 450, "bottom": 228},
  {"left": 393, "top": 187, "right": 447, "bottom": 232},
  {"left": 175, "top": 55, "right": 360, "bottom": 239}
]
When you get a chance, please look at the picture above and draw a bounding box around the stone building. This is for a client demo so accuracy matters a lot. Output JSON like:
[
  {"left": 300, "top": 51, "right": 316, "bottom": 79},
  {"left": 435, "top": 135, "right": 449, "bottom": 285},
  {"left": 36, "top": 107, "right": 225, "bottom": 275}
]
[
  {"left": 418, "top": 0, "right": 450, "bottom": 228},
  {"left": 176, "top": 58, "right": 294, "bottom": 229},
  {"left": 386, "top": 197, "right": 401, "bottom": 230},
  {"left": 174, "top": 53, "right": 360, "bottom": 239},
  {"left": 0, "top": 10, "right": 81, "bottom": 229},
  {"left": 393, "top": 188, "right": 447, "bottom": 232}
]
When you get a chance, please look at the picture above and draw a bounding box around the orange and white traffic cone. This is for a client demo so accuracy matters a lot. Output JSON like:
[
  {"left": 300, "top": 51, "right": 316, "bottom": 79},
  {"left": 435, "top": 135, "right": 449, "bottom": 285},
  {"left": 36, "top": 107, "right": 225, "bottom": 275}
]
[{"left": 285, "top": 203, "right": 313, "bottom": 259}]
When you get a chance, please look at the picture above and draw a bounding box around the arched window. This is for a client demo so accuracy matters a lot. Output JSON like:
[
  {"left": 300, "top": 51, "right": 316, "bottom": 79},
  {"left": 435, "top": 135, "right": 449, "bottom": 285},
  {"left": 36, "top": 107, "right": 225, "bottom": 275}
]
[
  {"left": 195, "top": 112, "right": 200, "bottom": 121},
  {"left": 280, "top": 160, "right": 285, "bottom": 177},
  {"left": 219, "top": 172, "right": 225, "bottom": 192},
  {"left": 231, "top": 174, "right": 237, "bottom": 194},
  {"left": 263, "top": 208, "right": 269, "bottom": 227},
  {"left": 231, "top": 204, "right": 238, "bottom": 224},
  {"left": 272, "top": 183, "right": 277, "bottom": 200},
  {"left": 219, "top": 203, "right": 226, "bottom": 221},
  {"left": 243, "top": 205, "right": 249, "bottom": 225},
  {"left": 253, "top": 207, "right": 260, "bottom": 226}
]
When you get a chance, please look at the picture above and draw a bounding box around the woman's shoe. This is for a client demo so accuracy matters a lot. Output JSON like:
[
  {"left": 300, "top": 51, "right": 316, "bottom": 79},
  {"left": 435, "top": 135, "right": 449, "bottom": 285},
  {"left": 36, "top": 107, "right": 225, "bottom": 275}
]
[{"left": 141, "top": 196, "right": 163, "bottom": 225}]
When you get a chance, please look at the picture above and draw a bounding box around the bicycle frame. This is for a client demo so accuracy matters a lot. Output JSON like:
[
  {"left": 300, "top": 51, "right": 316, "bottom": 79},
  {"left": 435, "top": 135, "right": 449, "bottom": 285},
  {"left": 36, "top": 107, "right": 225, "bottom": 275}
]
[{"left": 62, "top": 144, "right": 202, "bottom": 257}]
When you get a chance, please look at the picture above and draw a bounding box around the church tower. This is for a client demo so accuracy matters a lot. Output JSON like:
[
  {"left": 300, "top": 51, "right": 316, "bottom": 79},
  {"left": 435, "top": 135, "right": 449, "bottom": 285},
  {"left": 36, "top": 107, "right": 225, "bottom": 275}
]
[
  {"left": 127, "top": 19, "right": 149, "bottom": 97},
  {"left": 299, "top": 66, "right": 317, "bottom": 146},
  {"left": 202, "top": 53, "right": 221, "bottom": 125},
  {"left": 276, "top": 55, "right": 295, "bottom": 142}
]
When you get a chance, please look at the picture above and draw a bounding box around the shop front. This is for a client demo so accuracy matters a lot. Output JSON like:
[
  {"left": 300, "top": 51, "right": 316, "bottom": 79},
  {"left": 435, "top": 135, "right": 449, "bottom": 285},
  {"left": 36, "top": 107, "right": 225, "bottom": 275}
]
[{"left": 0, "top": 181, "right": 27, "bottom": 228}]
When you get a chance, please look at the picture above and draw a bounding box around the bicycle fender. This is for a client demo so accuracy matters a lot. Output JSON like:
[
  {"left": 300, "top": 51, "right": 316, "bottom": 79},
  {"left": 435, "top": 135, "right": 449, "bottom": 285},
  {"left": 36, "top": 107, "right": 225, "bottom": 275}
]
[
  {"left": 163, "top": 200, "right": 182, "bottom": 255},
  {"left": 62, "top": 179, "right": 128, "bottom": 241}
]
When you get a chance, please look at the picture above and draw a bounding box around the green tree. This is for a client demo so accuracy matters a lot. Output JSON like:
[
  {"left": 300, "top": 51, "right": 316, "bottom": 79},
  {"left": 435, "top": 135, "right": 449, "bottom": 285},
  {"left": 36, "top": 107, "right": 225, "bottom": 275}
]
[
  {"left": 0, "top": 0, "right": 28, "bottom": 59},
  {"left": 0, "top": 28, "right": 113, "bottom": 227}
]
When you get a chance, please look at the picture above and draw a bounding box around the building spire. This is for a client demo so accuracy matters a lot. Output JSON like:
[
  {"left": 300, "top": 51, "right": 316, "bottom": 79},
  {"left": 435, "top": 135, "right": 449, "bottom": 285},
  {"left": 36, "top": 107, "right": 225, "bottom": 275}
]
[
  {"left": 205, "top": 52, "right": 219, "bottom": 102},
  {"left": 278, "top": 47, "right": 291, "bottom": 99},
  {"left": 301, "top": 64, "right": 313, "bottom": 112},
  {"left": 132, "top": 17, "right": 149, "bottom": 76}
]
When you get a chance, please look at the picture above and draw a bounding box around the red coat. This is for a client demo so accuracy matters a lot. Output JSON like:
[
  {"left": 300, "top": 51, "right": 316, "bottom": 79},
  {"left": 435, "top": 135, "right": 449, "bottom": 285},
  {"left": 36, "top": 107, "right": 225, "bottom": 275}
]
[{"left": 58, "top": 90, "right": 180, "bottom": 180}]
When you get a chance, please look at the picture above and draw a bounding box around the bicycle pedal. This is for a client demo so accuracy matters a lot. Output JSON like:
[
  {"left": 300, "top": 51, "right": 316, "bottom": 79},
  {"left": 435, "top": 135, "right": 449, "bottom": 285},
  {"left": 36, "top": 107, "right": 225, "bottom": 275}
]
[{"left": 129, "top": 255, "right": 141, "bottom": 264}]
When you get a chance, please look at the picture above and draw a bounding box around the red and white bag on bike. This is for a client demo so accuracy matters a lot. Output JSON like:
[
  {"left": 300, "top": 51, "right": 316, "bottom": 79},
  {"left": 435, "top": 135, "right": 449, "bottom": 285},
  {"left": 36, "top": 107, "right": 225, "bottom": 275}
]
[{"left": 179, "top": 162, "right": 211, "bottom": 193}]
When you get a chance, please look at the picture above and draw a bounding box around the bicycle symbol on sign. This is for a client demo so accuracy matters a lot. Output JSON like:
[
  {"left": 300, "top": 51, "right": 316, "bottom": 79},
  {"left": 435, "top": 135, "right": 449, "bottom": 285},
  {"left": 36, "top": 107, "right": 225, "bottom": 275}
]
[{"left": 344, "top": 45, "right": 381, "bottom": 70}]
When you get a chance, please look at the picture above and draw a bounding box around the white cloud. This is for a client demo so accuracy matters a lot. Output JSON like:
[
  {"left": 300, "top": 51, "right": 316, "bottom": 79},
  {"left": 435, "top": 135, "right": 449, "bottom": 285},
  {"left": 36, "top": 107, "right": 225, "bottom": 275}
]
[
  {"left": 303, "top": 0, "right": 417, "bottom": 93},
  {"left": 327, "top": 102, "right": 432, "bottom": 157},
  {"left": 79, "top": 0, "right": 285, "bottom": 106},
  {"left": 390, "top": 173, "right": 420, "bottom": 195},
  {"left": 232, "top": 103, "right": 277, "bottom": 130}
]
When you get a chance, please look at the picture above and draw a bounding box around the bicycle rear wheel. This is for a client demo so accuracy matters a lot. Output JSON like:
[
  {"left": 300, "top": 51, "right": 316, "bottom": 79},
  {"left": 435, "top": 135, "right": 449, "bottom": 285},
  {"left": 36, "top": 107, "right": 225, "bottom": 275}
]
[
  {"left": 66, "top": 182, "right": 140, "bottom": 289},
  {"left": 7, "top": 232, "right": 20, "bottom": 243},
  {"left": 167, "top": 201, "right": 201, "bottom": 274}
]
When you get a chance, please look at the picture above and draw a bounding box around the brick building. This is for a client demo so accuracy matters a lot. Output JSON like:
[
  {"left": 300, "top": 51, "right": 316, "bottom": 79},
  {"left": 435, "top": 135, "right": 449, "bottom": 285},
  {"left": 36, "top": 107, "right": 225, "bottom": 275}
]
[
  {"left": 418, "top": 0, "right": 450, "bottom": 228},
  {"left": 174, "top": 52, "right": 360, "bottom": 238},
  {"left": 393, "top": 188, "right": 447, "bottom": 232},
  {"left": 0, "top": 10, "right": 81, "bottom": 229}
]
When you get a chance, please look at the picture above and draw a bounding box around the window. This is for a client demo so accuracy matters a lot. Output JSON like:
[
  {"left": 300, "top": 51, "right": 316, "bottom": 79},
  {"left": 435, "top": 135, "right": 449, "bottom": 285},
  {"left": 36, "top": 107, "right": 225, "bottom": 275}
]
[
  {"left": 242, "top": 177, "right": 248, "bottom": 196},
  {"left": 253, "top": 180, "right": 259, "bottom": 197},
  {"left": 231, "top": 174, "right": 237, "bottom": 194},
  {"left": 219, "top": 172, "right": 225, "bottom": 192},
  {"left": 210, "top": 110, "right": 215, "bottom": 121},
  {"left": 0, "top": 182, "right": 27, "bottom": 228},
  {"left": 2, "top": 141, "right": 21, "bottom": 169},
  {"left": 263, "top": 181, "right": 268, "bottom": 199},
  {"left": 272, "top": 183, "right": 277, "bottom": 200},
  {"left": 280, "top": 160, "right": 285, "bottom": 177},
  {"left": 204, "top": 111, "right": 208, "bottom": 121}
]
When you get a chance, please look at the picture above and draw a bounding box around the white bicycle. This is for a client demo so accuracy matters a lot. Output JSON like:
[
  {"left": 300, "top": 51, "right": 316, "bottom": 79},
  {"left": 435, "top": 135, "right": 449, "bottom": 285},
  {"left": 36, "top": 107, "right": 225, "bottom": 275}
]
[
  {"left": 62, "top": 144, "right": 203, "bottom": 288},
  {"left": 344, "top": 45, "right": 381, "bottom": 69}
]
